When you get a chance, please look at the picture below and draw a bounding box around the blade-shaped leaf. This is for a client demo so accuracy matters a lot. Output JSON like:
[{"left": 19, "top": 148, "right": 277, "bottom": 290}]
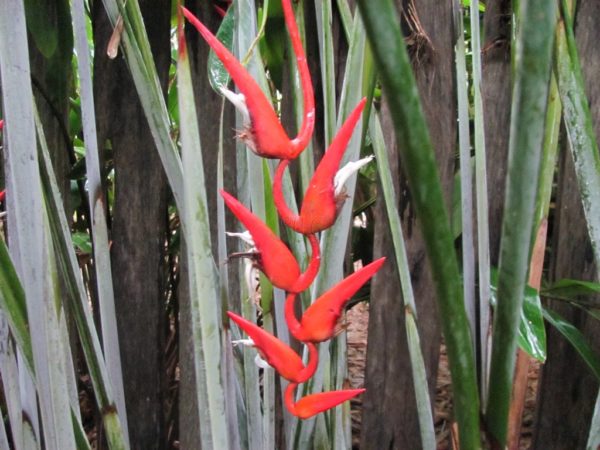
[
  {"left": 543, "top": 307, "right": 600, "bottom": 381},
  {"left": 178, "top": 24, "right": 230, "bottom": 449}
]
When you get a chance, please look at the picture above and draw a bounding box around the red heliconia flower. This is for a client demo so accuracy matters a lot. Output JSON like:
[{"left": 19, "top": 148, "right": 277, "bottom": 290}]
[
  {"left": 181, "top": 1, "right": 314, "bottom": 160},
  {"left": 285, "top": 383, "right": 365, "bottom": 419},
  {"left": 0, "top": 190, "right": 5, "bottom": 203},
  {"left": 221, "top": 189, "right": 303, "bottom": 292},
  {"left": 274, "top": 98, "right": 368, "bottom": 234},
  {"left": 286, "top": 257, "right": 385, "bottom": 343},
  {"left": 228, "top": 311, "right": 318, "bottom": 383}
]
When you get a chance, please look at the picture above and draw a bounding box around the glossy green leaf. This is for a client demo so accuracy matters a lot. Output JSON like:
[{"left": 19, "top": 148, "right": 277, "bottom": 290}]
[
  {"left": 543, "top": 307, "right": 600, "bottom": 381},
  {"left": 490, "top": 271, "right": 547, "bottom": 362},
  {"left": 208, "top": 7, "right": 235, "bottom": 92},
  {"left": 519, "top": 288, "right": 547, "bottom": 362}
]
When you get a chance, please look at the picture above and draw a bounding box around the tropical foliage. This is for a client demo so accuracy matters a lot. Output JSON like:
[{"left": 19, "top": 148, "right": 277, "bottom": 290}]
[{"left": 1, "top": 0, "right": 599, "bottom": 449}]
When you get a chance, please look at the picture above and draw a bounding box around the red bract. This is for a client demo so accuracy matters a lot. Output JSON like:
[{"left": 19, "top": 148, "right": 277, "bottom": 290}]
[
  {"left": 273, "top": 98, "right": 367, "bottom": 234},
  {"left": 285, "top": 383, "right": 366, "bottom": 419},
  {"left": 287, "top": 257, "right": 385, "bottom": 342},
  {"left": 213, "top": 5, "right": 227, "bottom": 17},
  {"left": 0, "top": 190, "right": 5, "bottom": 202},
  {"left": 228, "top": 312, "right": 317, "bottom": 383},
  {"left": 181, "top": 2, "right": 314, "bottom": 160},
  {"left": 221, "top": 190, "right": 302, "bottom": 292}
]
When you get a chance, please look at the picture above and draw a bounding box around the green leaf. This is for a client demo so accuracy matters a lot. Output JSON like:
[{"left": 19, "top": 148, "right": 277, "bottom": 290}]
[
  {"left": 543, "top": 307, "right": 600, "bottom": 381},
  {"left": 485, "top": 0, "right": 557, "bottom": 444},
  {"left": 24, "top": 0, "right": 58, "bottom": 58},
  {"left": 356, "top": 1, "right": 480, "bottom": 447},
  {"left": 178, "top": 28, "right": 230, "bottom": 449},
  {"left": 0, "top": 239, "right": 33, "bottom": 373},
  {"left": 208, "top": 7, "right": 235, "bottom": 92},
  {"left": 554, "top": 0, "right": 600, "bottom": 276},
  {"left": 543, "top": 279, "right": 600, "bottom": 300},
  {"left": 490, "top": 271, "right": 547, "bottom": 362},
  {"left": 71, "top": 232, "right": 92, "bottom": 254},
  {"left": 462, "top": 0, "right": 486, "bottom": 12}
]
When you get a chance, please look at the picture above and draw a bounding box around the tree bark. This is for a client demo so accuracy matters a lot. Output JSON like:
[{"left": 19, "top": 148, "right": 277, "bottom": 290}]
[
  {"left": 360, "top": 1, "right": 456, "bottom": 448},
  {"left": 93, "top": 2, "right": 170, "bottom": 449},
  {"left": 533, "top": 1, "right": 600, "bottom": 448},
  {"left": 482, "top": 0, "right": 512, "bottom": 264}
]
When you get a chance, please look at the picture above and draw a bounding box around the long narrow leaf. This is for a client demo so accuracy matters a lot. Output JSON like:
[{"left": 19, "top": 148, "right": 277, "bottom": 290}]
[
  {"left": 178, "top": 25, "right": 230, "bottom": 449},
  {"left": 0, "top": 2, "right": 76, "bottom": 448},
  {"left": 36, "top": 106, "right": 128, "bottom": 448},
  {"left": 356, "top": 1, "right": 480, "bottom": 448},
  {"left": 543, "top": 308, "right": 600, "bottom": 381},
  {"left": 486, "top": 1, "right": 557, "bottom": 445},
  {"left": 554, "top": 1, "right": 600, "bottom": 276},
  {"left": 454, "top": 0, "right": 477, "bottom": 355},
  {"left": 469, "top": 0, "right": 492, "bottom": 406},
  {"left": 369, "top": 110, "right": 435, "bottom": 448},
  {"left": 71, "top": 0, "right": 129, "bottom": 439},
  {"left": 233, "top": 1, "right": 268, "bottom": 447}
]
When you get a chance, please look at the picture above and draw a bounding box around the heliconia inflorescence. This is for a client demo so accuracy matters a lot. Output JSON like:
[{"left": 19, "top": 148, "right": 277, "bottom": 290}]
[{"left": 183, "top": 0, "right": 384, "bottom": 419}]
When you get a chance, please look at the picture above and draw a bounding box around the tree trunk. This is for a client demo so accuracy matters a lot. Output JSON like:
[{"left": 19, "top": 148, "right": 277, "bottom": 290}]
[
  {"left": 92, "top": 2, "right": 170, "bottom": 449},
  {"left": 361, "top": 1, "right": 456, "bottom": 448},
  {"left": 27, "top": 0, "right": 73, "bottom": 214},
  {"left": 482, "top": 0, "right": 512, "bottom": 264},
  {"left": 533, "top": 1, "right": 600, "bottom": 448}
]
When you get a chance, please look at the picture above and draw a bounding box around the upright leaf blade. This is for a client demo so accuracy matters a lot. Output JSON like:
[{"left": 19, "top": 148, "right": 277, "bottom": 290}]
[
  {"left": 71, "top": 0, "right": 129, "bottom": 439},
  {"left": 0, "top": 2, "right": 76, "bottom": 448},
  {"left": 178, "top": 24, "right": 230, "bottom": 449},
  {"left": 486, "top": 0, "right": 558, "bottom": 444},
  {"left": 356, "top": 1, "right": 480, "bottom": 447}
]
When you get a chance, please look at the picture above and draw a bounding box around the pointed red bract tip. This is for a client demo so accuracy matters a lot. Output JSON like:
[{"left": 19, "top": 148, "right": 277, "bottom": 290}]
[
  {"left": 0, "top": 119, "right": 3, "bottom": 130},
  {"left": 285, "top": 98, "right": 367, "bottom": 234},
  {"left": 281, "top": 0, "right": 315, "bottom": 156},
  {"left": 214, "top": 5, "right": 227, "bottom": 18},
  {"left": 181, "top": 7, "right": 307, "bottom": 159},
  {"left": 296, "top": 257, "right": 385, "bottom": 342},
  {"left": 293, "top": 388, "right": 366, "bottom": 419},
  {"left": 227, "top": 311, "right": 306, "bottom": 382},
  {"left": 220, "top": 190, "right": 302, "bottom": 292},
  {"left": 0, "top": 190, "right": 5, "bottom": 202}
]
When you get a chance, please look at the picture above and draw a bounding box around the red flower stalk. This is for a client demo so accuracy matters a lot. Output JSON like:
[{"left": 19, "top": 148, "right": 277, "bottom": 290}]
[
  {"left": 290, "top": 233, "right": 321, "bottom": 293},
  {"left": 286, "top": 257, "right": 385, "bottom": 343},
  {"left": 181, "top": 2, "right": 314, "bottom": 160},
  {"left": 228, "top": 312, "right": 318, "bottom": 383},
  {"left": 213, "top": 5, "right": 227, "bottom": 18},
  {"left": 285, "top": 383, "right": 365, "bottom": 419},
  {"left": 273, "top": 98, "right": 367, "bottom": 234},
  {"left": 221, "top": 190, "right": 302, "bottom": 291}
]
